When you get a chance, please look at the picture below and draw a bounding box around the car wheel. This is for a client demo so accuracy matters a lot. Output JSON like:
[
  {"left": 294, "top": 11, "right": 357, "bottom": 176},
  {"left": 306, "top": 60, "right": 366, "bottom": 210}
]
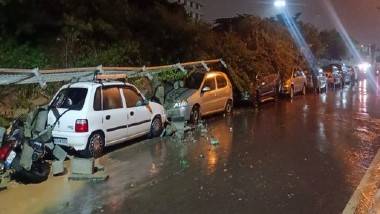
[
  {"left": 190, "top": 106, "right": 200, "bottom": 124},
  {"left": 225, "top": 100, "right": 233, "bottom": 114},
  {"left": 82, "top": 132, "right": 105, "bottom": 159},
  {"left": 149, "top": 116, "right": 163, "bottom": 138},
  {"left": 302, "top": 85, "right": 306, "bottom": 95},
  {"left": 290, "top": 86, "right": 294, "bottom": 99}
]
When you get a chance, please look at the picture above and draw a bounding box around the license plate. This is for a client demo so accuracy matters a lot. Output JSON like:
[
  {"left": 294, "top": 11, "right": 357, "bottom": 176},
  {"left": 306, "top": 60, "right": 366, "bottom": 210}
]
[
  {"left": 5, "top": 151, "right": 16, "bottom": 165},
  {"left": 53, "top": 138, "right": 68, "bottom": 145}
]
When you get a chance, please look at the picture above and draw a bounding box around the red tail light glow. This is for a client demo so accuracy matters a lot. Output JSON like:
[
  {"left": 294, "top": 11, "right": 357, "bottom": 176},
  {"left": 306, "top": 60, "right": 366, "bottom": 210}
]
[
  {"left": 75, "top": 119, "right": 89, "bottom": 133},
  {"left": 0, "top": 144, "right": 12, "bottom": 161}
]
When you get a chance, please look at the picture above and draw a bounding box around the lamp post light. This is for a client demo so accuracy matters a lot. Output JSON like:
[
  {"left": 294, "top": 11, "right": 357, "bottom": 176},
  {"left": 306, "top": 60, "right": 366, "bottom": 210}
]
[{"left": 274, "top": 0, "right": 286, "bottom": 8}]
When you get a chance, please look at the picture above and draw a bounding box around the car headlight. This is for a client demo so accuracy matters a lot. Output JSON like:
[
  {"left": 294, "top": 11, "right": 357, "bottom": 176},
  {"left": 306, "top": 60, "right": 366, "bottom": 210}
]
[{"left": 173, "top": 100, "right": 188, "bottom": 108}]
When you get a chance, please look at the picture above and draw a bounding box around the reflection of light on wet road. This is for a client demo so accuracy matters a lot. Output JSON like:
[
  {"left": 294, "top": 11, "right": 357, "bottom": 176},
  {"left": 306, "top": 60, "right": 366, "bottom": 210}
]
[
  {"left": 317, "top": 121, "right": 328, "bottom": 153},
  {"left": 358, "top": 80, "right": 368, "bottom": 113},
  {"left": 207, "top": 148, "right": 218, "bottom": 174},
  {"left": 320, "top": 93, "right": 327, "bottom": 104},
  {"left": 204, "top": 117, "right": 233, "bottom": 175}
]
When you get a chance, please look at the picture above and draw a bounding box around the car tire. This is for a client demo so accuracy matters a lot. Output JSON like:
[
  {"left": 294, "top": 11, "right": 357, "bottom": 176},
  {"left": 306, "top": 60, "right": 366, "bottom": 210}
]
[
  {"left": 82, "top": 132, "right": 105, "bottom": 159},
  {"left": 149, "top": 116, "right": 163, "bottom": 138},
  {"left": 302, "top": 85, "right": 306, "bottom": 95},
  {"left": 190, "top": 106, "right": 200, "bottom": 124},
  {"left": 13, "top": 160, "right": 50, "bottom": 184},
  {"left": 225, "top": 99, "right": 233, "bottom": 114}
]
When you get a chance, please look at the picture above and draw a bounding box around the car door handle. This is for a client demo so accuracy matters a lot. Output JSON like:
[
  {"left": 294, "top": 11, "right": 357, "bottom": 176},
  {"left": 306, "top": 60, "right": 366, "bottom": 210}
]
[
  {"left": 130, "top": 111, "right": 134, "bottom": 116},
  {"left": 105, "top": 115, "right": 111, "bottom": 120}
]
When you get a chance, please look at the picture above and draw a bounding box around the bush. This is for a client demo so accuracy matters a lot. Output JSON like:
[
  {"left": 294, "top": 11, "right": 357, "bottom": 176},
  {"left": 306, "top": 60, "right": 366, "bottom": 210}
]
[{"left": 0, "top": 39, "right": 49, "bottom": 68}]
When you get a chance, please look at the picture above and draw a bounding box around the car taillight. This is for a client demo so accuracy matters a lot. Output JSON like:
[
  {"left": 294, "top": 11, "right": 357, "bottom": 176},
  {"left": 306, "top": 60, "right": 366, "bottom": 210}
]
[
  {"left": 0, "top": 144, "right": 12, "bottom": 161},
  {"left": 75, "top": 119, "right": 89, "bottom": 133}
]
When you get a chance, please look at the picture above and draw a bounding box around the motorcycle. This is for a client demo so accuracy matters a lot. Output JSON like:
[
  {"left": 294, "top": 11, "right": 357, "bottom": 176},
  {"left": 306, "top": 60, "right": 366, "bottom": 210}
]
[{"left": 0, "top": 107, "right": 66, "bottom": 185}]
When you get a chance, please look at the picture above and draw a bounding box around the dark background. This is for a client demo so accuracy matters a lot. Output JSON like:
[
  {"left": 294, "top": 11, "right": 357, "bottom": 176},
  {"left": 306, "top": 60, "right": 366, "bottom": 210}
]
[{"left": 201, "top": 0, "right": 380, "bottom": 45}]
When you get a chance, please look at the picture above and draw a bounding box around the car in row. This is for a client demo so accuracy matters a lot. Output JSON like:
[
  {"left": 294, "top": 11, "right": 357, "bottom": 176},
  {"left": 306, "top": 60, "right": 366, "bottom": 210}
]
[
  {"left": 305, "top": 69, "right": 328, "bottom": 93},
  {"left": 164, "top": 71, "right": 234, "bottom": 123},
  {"left": 48, "top": 81, "right": 167, "bottom": 158},
  {"left": 237, "top": 68, "right": 312, "bottom": 107}
]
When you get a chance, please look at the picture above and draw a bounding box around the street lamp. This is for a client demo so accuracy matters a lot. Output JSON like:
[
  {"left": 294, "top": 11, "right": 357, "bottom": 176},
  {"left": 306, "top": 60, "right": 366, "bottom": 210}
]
[{"left": 274, "top": 0, "right": 286, "bottom": 8}]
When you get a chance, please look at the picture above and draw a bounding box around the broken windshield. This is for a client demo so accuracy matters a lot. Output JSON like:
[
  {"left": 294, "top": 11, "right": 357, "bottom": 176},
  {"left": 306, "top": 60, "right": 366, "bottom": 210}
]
[
  {"left": 184, "top": 72, "right": 205, "bottom": 89},
  {"left": 51, "top": 88, "right": 87, "bottom": 110}
]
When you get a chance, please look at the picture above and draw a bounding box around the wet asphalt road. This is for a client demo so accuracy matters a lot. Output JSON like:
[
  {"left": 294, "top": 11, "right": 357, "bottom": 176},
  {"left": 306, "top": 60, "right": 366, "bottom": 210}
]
[{"left": 6, "top": 79, "right": 380, "bottom": 214}]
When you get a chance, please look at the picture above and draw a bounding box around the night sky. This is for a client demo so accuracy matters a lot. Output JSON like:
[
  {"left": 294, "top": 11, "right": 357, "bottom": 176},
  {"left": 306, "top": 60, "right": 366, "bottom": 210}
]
[{"left": 201, "top": 0, "right": 380, "bottom": 45}]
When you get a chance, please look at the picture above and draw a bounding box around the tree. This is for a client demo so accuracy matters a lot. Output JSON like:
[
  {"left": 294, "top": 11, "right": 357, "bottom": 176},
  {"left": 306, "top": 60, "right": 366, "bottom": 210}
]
[{"left": 319, "top": 30, "right": 348, "bottom": 60}]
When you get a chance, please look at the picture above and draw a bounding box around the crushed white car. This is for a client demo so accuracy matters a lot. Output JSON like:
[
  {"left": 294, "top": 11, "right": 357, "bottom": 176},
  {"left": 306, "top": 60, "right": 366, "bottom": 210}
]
[{"left": 48, "top": 81, "right": 166, "bottom": 158}]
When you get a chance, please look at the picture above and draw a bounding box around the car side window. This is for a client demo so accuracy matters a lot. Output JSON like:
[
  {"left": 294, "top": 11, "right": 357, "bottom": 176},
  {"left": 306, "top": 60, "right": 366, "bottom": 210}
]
[
  {"left": 123, "top": 87, "right": 143, "bottom": 108},
  {"left": 103, "top": 87, "right": 123, "bottom": 110},
  {"left": 216, "top": 76, "right": 227, "bottom": 89},
  {"left": 93, "top": 87, "right": 102, "bottom": 111},
  {"left": 203, "top": 78, "right": 216, "bottom": 91}
]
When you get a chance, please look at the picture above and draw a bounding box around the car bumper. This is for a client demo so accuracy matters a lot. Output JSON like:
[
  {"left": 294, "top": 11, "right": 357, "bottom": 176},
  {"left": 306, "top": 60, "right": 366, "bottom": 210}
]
[
  {"left": 280, "top": 85, "right": 291, "bottom": 94},
  {"left": 52, "top": 131, "right": 90, "bottom": 151},
  {"left": 166, "top": 105, "right": 192, "bottom": 121}
]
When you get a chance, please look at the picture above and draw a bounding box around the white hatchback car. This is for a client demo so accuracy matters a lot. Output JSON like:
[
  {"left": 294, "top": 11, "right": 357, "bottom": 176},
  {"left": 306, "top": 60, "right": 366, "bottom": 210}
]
[{"left": 48, "top": 81, "right": 167, "bottom": 158}]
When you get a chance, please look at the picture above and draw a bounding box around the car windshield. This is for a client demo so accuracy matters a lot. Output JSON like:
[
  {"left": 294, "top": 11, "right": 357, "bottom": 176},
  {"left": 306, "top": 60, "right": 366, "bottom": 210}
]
[
  {"left": 51, "top": 88, "right": 88, "bottom": 110},
  {"left": 184, "top": 72, "right": 205, "bottom": 89}
]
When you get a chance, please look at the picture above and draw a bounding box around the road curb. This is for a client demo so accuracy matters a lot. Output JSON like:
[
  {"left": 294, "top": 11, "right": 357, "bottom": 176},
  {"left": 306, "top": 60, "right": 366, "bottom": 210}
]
[{"left": 343, "top": 147, "right": 380, "bottom": 213}]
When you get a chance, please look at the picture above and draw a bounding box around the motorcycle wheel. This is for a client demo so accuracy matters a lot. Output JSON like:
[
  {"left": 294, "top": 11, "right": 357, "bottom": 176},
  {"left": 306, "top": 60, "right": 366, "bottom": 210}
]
[{"left": 14, "top": 160, "right": 50, "bottom": 184}]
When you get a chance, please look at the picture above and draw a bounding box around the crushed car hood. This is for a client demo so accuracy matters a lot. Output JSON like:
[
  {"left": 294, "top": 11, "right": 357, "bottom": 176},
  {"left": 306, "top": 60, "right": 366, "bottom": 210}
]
[{"left": 164, "top": 88, "right": 196, "bottom": 108}]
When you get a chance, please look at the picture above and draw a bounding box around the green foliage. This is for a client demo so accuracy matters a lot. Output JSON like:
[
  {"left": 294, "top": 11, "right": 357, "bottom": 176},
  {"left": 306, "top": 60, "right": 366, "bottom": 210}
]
[
  {"left": 157, "top": 68, "right": 187, "bottom": 82},
  {"left": 0, "top": 116, "right": 9, "bottom": 128},
  {"left": 74, "top": 42, "right": 143, "bottom": 67},
  {"left": 0, "top": 39, "right": 49, "bottom": 68},
  {"left": 320, "top": 30, "right": 348, "bottom": 60}
]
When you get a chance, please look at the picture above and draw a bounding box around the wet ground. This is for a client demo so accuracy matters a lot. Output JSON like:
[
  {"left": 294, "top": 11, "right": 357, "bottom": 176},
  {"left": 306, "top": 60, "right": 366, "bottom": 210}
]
[{"left": 1, "top": 78, "right": 380, "bottom": 214}]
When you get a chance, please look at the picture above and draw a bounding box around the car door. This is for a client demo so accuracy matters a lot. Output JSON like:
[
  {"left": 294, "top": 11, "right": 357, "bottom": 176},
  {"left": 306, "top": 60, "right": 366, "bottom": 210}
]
[
  {"left": 122, "top": 86, "right": 152, "bottom": 138},
  {"left": 299, "top": 71, "right": 306, "bottom": 90},
  {"left": 294, "top": 71, "right": 302, "bottom": 92},
  {"left": 101, "top": 86, "right": 128, "bottom": 144},
  {"left": 215, "top": 75, "right": 229, "bottom": 111},
  {"left": 260, "top": 75, "right": 273, "bottom": 97},
  {"left": 199, "top": 76, "right": 217, "bottom": 115}
]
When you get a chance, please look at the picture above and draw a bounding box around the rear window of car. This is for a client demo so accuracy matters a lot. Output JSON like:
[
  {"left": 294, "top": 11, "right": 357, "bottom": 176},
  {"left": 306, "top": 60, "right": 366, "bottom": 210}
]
[
  {"left": 51, "top": 88, "right": 88, "bottom": 110},
  {"left": 216, "top": 76, "right": 227, "bottom": 88}
]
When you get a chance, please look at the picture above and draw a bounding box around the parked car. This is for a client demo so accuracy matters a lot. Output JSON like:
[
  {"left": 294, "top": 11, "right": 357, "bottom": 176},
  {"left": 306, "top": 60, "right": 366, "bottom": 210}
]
[
  {"left": 324, "top": 65, "right": 342, "bottom": 88},
  {"left": 164, "top": 71, "right": 233, "bottom": 123},
  {"left": 305, "top": 69, "right": 327, "bottom": 93},
  {"left": 335, "top": 64, "right": 351, "bottom": 85},
  {"left": 47, "top": 81, "right": 167, "bottom": 158},
  {"left": 280, "top": 69, "right": 307, "bottom": 99},
  {"left": 251, "top": 72, "right": 280, "bottom": 106}
]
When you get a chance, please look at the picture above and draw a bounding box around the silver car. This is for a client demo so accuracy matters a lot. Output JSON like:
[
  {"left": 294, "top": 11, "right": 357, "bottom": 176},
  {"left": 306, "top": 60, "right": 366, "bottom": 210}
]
[
  {"left": 280, "top": 69, "right": 308, "bottom": 98},
  {"left": 165, "top": 71, "right": 233, "bottom": 123}
]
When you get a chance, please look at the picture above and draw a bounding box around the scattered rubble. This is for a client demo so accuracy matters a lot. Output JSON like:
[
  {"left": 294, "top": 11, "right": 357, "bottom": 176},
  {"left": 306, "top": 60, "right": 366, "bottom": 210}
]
[{"left": 68, "top": 158, "right": 108, "bottom": 182}]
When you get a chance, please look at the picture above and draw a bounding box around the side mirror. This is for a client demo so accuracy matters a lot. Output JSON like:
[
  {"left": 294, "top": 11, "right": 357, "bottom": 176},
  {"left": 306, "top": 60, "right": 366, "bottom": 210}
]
[
  {"left": 136, "top": 99, "right": 149, "bottom": 107},
  {"left": 202, "top": 86, "right": 211, "bottom": 93}
]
